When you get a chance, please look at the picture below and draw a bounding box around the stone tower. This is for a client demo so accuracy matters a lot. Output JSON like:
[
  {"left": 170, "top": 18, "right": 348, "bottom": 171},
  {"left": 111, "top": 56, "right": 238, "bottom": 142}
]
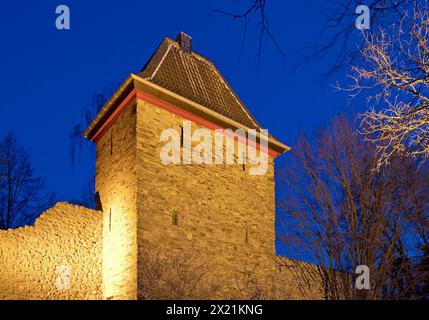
[{"left": 84, "top": 33, "right": 289, "bottom": 300}]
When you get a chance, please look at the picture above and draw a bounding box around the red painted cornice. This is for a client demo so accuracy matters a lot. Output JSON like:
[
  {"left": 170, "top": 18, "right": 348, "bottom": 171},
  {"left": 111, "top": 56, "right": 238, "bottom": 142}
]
[{"left": 90, "top": 88, "right": 280, "bottom": 158}]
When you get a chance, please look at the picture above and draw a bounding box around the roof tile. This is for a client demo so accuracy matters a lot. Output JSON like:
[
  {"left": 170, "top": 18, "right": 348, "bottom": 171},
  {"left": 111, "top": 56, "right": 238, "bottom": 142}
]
[{"left": 139, "top": 37, "right": 261, "bottom": 129}]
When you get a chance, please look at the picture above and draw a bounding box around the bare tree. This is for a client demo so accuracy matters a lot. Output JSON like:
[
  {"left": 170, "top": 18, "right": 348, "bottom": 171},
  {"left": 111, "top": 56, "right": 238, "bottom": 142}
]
[
  {"left": 211, "top": 0, "right": 285, "bottom": 66},
  {"left": 211, "top": 1, "right": 417, "bottom": 74},
  {"left": 67, "top": 177, "right": 96, "bottom": 209},
  {"left": 231, "top": 269, "right": 265, "bottom": 300},
  {"left": 305, "top": 0, "right": 417, "bottom": 76},
  {"left": 229, "top": 262, "right": 283, "bottom": 300},
  {"left": 342, "top": 2, "right": 429, "bottom": 168},
  {"left": 415, "top": 244, "right": 429, "bottom": 298},
  {"left": 68, "top": 83, "right": 120, "bottom": 207},
  {"left": 277, "top": 116, "right": 429, "bottom": 299},
  {"left": 138, "top": 245, "right": 219, "bottom": 300},
  {"left": 0, "top": 133, "right": 54, "bottom": 229},
  {"left": 137, "top": 245, "right": 289, "bottom": 299},
  {"left": 69, "top": 83, "right": 120, "bottom": 166}
]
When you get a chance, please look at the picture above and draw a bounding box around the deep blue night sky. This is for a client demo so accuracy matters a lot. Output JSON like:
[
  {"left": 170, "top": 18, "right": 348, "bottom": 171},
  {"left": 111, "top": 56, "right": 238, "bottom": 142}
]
[{"left": 0, "top": 1, "right": 366, "bottom": 203}]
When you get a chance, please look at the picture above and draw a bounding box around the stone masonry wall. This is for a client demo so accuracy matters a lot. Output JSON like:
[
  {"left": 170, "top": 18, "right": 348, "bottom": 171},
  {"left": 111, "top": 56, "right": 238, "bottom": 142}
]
[
  {"left": 0, "top": 202, "right": 103, "bottom": 300},
  {"left": 134, "top": 99, "right": 323, "bottom": 299},
  {"left": 0, "top": 97, "right": 323, "bottom": 300},
  {"left": 95, "top": 102, "right": 138, "bottom": 300},
  {"left": 135, "top": 99, "right": 280, "bottom": 298}
]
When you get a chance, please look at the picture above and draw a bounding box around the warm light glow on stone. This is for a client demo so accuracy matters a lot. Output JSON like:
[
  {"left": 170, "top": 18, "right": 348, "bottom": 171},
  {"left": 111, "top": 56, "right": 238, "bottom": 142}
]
[{"left": 0, "top": 203, "right": 103, "bottom": 300}]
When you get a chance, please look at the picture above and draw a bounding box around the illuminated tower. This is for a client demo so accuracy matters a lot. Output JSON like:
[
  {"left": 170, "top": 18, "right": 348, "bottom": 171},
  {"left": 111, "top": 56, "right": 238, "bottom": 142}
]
[{"left": 84, "top": 32, "right": 289, "bottom": 300}]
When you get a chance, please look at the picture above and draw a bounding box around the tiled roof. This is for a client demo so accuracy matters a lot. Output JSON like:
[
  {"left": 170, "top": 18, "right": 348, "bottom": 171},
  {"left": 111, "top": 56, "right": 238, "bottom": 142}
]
[{"left": 139, "top": 37, "right": 262, "bottom": 129}]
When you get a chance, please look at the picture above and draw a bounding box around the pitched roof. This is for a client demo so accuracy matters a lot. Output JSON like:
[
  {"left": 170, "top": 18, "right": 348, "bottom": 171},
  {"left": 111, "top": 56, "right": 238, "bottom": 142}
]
[
  {"left": 84, "top": 33, "right": 290, "bottom": 154},
  {"left": 138, "top": 37, "right": 262, "bottom": 129}
]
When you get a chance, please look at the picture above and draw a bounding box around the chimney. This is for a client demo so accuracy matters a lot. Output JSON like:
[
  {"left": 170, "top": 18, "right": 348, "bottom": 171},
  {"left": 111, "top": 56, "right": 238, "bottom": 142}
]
[{"left": 176, "top": 32, "right": 192, "bottom": 53}]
